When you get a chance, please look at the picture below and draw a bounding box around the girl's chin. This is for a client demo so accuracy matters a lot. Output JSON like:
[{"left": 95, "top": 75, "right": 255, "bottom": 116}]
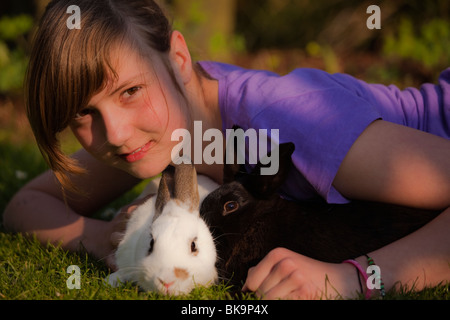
[{"left": 122, "top": 158, "right": 171, "bottom": 179}]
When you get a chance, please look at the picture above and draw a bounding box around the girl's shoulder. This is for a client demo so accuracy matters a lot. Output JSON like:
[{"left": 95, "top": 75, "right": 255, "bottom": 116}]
[
  {"left": 198, "top": 61, "right": 374, "bottom": 108},
  {"left": 199, "top": 61, "right": 376, "bottom": 129},
  {"left": 198, "top": 60, "right": 347, "bottom": 92}
]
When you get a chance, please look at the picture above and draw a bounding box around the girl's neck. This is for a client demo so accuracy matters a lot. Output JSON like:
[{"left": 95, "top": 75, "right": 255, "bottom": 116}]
[{"left": 194, "top": 67, "right": 221, "bottom": 131}]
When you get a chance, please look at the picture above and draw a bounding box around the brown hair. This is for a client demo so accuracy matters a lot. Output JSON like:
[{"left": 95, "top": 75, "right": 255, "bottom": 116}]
[{"left": 26, "top": 0, "right": 173, "bottom": 194}]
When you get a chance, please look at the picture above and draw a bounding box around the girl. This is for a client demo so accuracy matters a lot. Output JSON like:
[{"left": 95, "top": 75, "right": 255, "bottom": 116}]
[{"left": 4, "top": 0, "right": 450, "bottom": 299}]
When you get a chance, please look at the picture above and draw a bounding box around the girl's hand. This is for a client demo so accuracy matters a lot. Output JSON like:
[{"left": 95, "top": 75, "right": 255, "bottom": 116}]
[
  {"left": 103, "top": 194, "right": 155, "bottom": 270},
  {"left": 242, "top": 248, "right": 361, "bottom": 300}
]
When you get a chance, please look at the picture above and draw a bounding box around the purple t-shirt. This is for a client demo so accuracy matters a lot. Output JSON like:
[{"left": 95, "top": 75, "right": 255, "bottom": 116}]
[{"left": 199, "top": 61, "right": 450, "bottom": 204}]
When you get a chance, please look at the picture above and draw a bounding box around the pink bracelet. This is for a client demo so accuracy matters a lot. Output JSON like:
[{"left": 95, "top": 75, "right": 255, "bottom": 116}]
[{"left": 342, "top": 259, "right": 372, "bottom": 299}]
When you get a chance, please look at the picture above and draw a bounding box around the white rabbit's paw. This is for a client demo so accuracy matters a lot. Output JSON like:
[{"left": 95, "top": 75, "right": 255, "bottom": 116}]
[{"left": 104, "top": 271, "right": 123, "bottom": 288}]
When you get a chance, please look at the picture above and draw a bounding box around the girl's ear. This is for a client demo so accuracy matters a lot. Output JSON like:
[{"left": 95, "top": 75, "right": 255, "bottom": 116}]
[{"left": 169, "top": 30, "right": 193, "bottom": 84}]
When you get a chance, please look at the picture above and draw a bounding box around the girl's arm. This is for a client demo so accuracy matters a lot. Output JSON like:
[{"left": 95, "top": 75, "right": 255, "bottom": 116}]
[
  {"left": 334, "top": 120, "right": 450, "bottom": 210},
  {"left": 3, "top": 149, "right": 141, "bottom": 268},
  {"left": 243, "top": 208, "right": 450, "bottom": 299},
  {"left": 243, "top": 120, "right": 450, "bottom": 299}
]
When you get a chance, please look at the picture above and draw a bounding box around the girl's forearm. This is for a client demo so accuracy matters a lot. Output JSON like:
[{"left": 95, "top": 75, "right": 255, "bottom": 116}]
[
  {"left": 354, "top": 207, "right": 450, "bottom": 295},
  {"left": 3, "top": 188, "right": 111, "bottom": 261}
]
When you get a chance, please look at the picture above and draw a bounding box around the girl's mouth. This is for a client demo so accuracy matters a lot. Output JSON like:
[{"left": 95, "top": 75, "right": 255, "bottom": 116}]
[{"left": 120, "top": 141, "right": 154, "bottom": 163}]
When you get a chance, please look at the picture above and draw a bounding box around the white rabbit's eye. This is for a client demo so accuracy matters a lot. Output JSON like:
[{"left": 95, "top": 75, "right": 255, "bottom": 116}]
[
  {"left": 190, "top": 237, "right": 198, "bottom": 255},
  {"left": 223, "top": 201, "right": 239, "bottom": 215},
  {"left": 148, "top": 238, "right": 154, "bottom": 255}
]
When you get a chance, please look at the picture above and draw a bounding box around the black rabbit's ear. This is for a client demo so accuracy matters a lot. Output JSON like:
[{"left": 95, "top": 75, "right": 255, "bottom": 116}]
[
  {"left": 247, "top": 142, "right": 295, "bottom": 198},
  {"left": 223, "top": 125, "right": 247, "bottom": 184}
]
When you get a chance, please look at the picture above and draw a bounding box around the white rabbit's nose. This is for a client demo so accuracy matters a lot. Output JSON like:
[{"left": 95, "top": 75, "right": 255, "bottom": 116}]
[
  {"left": 174, "top": 267, "right": 189, "bottom": 280},
  {"left": 158, "top": 278, "right": 174, "bottom": 289}
]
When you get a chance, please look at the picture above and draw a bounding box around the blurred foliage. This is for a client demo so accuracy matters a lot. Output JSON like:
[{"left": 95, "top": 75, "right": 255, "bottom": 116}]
[
  {"left": 0, "top": 14, "right": 33, "bottom": 95},
  {"left": 0, "top": 14, "right": 33, "bottom": 40},
  {"left": 383, "top": 18, "right": 450, "bottom": 71},
  {"left": 236, "top": 0, "right": 388, "bottom": 52},
  {"left": 235, "top": 0, "right": 449, "bottom": 51},
  {"left": 305, "top": 42, "right": 340, "bottom": 74},
  {"left": 234, "top": 0, "right": 449, "bottom": 82},
  {"left": 0, "top": 0, "right": 449, "bottom": 97},
  {"left": 169, "top": 0, "right": 245, "bottom": 61}
]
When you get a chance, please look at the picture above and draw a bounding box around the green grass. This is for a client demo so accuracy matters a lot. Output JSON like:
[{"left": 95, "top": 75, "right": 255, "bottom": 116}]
[
  {"left": 0, "top": 108, "right": 449, "bottom": 301},
  {"left": 0, "top": 231, "right": 448, "bottom": 300},
  {"left": 0, "top": 233, "right": 238, "bottom": 300}
]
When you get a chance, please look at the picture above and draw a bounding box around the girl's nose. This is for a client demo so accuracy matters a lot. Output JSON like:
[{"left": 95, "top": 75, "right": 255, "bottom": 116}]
[{"left": 101, "top": 107, "right": 133, "bottom": 147}]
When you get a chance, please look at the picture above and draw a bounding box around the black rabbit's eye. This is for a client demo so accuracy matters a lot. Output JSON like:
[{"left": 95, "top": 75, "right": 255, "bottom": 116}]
[
  {"left": 223, "top": 201, "right": 239, "bottom": 215},
  {"left": 190, "top": 237, "right": 198, "bottom": 255},
  {"left": 148, "top": 238, "right": 154, "bottom": 255}
]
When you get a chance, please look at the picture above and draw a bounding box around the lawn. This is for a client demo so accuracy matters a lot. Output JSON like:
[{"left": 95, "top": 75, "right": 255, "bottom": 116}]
[
  {"left": 0, "top": 233, "right": 237, "bottom": 300},
  {"left": 0, "top": 99, "right": 449, "bottom": 301}
]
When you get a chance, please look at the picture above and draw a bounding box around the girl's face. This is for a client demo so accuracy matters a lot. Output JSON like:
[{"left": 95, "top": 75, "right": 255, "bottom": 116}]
[{"left": 69, "top": 45, "right": 189, "bottom": 179}]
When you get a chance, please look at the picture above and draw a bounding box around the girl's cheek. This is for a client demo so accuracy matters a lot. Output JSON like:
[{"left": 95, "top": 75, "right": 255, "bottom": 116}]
[{"left": 70, "top": 122, "right": 98, "bottom": 152}]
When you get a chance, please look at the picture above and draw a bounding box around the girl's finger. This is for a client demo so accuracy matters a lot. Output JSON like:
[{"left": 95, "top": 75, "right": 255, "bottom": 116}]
[
  {"left": 256, "top": 256, "right": 299, "bottom": 297},
  {"left": 242, "top": 248, "right": 295, "bottom": 293}
]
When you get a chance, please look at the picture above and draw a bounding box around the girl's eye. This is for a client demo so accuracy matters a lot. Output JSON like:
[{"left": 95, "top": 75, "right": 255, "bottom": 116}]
[
  {"left": 74, "top": 108, "right": 94, "bottom": 119},
  {"left": 123, "top": 86, "right": 141, "bottom": 99}
]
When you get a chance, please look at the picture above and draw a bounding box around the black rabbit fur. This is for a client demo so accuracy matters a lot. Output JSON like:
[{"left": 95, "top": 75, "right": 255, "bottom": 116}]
[{"left": 200, "top": 132, "right": 441, "bottom": 288}]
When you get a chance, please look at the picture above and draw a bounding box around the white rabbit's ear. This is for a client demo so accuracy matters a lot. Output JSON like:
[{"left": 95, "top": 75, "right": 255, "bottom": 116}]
[
  {"left": 155, "top": 166, "right": 174, "bottom": 220},
  {"left": 173, "top": 163, "right": 199, "bottom": 213},
  {"left": 154, "top": 163, "right": 200, "bottom": 219}
]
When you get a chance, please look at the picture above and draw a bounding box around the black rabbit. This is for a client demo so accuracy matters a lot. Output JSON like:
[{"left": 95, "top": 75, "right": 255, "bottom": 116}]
[{"left": 200, "top": 135, "right": 441, "bottom": 287}]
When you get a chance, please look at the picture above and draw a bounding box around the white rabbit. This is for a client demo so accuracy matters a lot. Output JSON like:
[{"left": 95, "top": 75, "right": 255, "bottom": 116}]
[{"left": 106, "top": 163, "right": 219, "bottom": 295}]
